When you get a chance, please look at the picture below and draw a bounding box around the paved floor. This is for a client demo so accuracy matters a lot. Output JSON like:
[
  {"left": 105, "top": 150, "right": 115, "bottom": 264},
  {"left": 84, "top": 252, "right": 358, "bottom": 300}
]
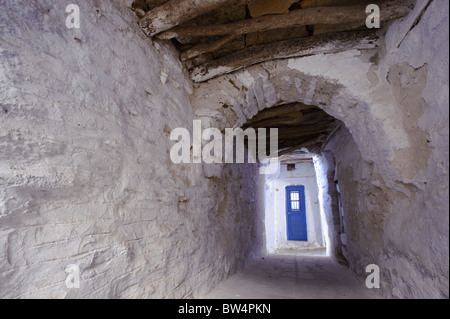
[{"left": 201, "top": 254, "right": 381, "bottom": 299}]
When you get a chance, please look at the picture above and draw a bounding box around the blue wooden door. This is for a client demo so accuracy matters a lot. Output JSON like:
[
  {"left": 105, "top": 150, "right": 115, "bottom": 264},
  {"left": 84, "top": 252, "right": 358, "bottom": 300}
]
[{"left": 286, "top": 186, "right": 307, "bottom": 241}]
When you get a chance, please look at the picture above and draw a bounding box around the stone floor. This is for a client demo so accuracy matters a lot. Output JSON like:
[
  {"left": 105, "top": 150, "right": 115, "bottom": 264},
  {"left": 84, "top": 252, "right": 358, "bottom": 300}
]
[{"left": 201, "top": 254, "right": 381, "bottom": 299}]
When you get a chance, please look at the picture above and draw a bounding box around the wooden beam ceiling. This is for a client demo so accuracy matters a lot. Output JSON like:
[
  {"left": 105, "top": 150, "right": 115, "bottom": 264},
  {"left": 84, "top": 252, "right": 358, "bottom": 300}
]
[
  {"left": 132, "top": 0, "right": 412, "bottom": 156},
  {"left": 190, "top": 29, "right": 379, "bottom": 82},
  {"left": 140, "top": 0, "right": 255, "bottom": 37},
  {"left": 135, "top": 0, "right": 412, "bottom": 83},
  {"left": 242, "top": 103, "right": 341, "bottom": 155},
  {"left": 156, "top": 2, "right": 410, "bottom": 39}
]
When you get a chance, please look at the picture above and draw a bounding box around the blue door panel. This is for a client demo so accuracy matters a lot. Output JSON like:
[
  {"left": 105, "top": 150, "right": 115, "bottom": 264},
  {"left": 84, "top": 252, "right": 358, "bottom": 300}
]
[{"left": 286, "top": 186, "right": 307, "bottom": 241}]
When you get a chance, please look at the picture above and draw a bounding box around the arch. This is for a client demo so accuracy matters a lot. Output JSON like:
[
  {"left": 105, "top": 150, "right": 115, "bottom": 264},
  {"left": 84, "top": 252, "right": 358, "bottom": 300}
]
[
  {"left": 191, "top": 50, "right": 406, "bottom": 173},
  {"left": 191, "top": 49, "right": 411, "bottom": 261}
]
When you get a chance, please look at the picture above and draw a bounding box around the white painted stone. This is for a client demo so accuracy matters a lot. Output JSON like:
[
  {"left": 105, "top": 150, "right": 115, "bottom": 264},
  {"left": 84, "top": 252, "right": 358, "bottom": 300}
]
[
  {"left": 191, "top": 0, "right": 449, "bottom": 299},
  {"left": 0, "top": 0, "right": 447, "bottom": 300},
  {"left": 0, "top": 0, "right": 265, "bottom": 299}
]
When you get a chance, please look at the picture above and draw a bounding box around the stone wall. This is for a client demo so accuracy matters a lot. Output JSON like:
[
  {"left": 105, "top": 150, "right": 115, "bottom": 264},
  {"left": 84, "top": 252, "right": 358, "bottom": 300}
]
[
  {"left": 313, "top": 151, "right": 346, "bottom": 263},
  {"left": 0, "top": 0, "right": 264, "bottom": 298},
  {"left": 0, "top": 0, "right": 447, "bottom": 300},
  {"left": 325, "top": 0, "right": 449, "bottom": 299},
  {"left": 192, "top": 0, "right": 449, "bottom": 298}
]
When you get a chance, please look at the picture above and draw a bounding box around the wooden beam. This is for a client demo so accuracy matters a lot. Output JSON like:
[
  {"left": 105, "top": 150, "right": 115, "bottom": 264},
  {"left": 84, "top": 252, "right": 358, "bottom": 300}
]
[
  {"left": 247, "top": 103, "right": 318, "bottom": 122},
  {"left": 191, "top": 30, "right": 379, "bottom": 82},
  {"left": 157, "top": 1, "right": 411, "bottom": 39},
  {"left": 248, "top": 0, "right": 298, "bottom": 18},
  {"left": 247, "top": 111, "right": 333, "bottom": 128},
  {"left": 277, "top": 126, "right": 332, "bottom": 140},
  {"left": 140, "top": 0, "right": 255, "bottom": 37},
  {"left": 246, "top": 125, "right": 331, "bottom": 141},
  {"left": 277, "top": 135, "right": 327, "bottom": 157},
  {"left": 247, "top": 125, "right": 331, "bottom": 141},
  {"left": 181, "top": 34, "right": 237, "bottom": 61},
  {"left": 300, "top": 0, "right": 360, "bottom": 9}
]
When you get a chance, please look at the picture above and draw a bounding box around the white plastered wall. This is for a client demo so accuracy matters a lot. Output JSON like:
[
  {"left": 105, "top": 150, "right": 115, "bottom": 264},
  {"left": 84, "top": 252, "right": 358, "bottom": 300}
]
[{"left": 0, "top": 0, "right": 266, "bottom": 299}]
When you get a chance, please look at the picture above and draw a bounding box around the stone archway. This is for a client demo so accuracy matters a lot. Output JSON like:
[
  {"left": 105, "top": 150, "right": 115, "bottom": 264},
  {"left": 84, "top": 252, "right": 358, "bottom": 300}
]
[
  {"left": 190, "top": 46, "right": 438, "bottom": 281},
  {"left": 191, "top": 49, "right": 403, "bottom": 171}
]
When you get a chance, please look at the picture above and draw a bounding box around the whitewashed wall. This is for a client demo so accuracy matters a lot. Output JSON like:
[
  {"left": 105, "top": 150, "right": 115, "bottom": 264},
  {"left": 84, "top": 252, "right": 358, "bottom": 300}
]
[
  {"left": 190, "top": 0, "right": 449, "bottom": 299},
  {"left": 0, "top": 0, "right": 264, "bottom": 298},
  {"left": 325, "top": 0, "right": 449, "bottom": 298}
]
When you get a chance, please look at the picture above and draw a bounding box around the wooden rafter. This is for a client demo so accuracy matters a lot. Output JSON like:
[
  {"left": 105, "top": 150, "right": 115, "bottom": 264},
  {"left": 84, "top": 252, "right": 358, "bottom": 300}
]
[
  {"left": 190, "top": 29, "right": 379, "bottom": 82},
  {"left": 249, "top": 114, "right": 334, "bottom": 128},
  {"left": 247, "top": 103, "right": 318, "bottom": 122},
  {"left": 140, "top": 0, "right": 255, "bottom": 37},
  {"left": 157, "top": 1, "right": 411, "bottom": 39},
  {"left": 277, "top": 135, "right": 328, "bottom": 157},
  {"left": 181, "top": 34, "right": 237, "bottom": 61},
  {"left": 246, "top": 109, "right": 334, "bottom": 128},
  {"left": 241, "top": 101, "right": 339, "bottom": 154}
]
